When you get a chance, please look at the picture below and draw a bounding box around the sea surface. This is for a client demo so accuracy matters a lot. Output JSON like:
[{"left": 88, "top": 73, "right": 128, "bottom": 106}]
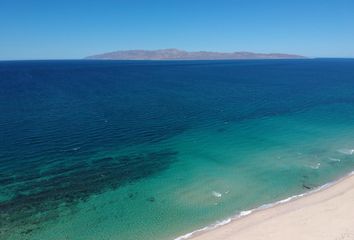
[{"left": 1, "top": 59, "right": 354, "bottom": 240}]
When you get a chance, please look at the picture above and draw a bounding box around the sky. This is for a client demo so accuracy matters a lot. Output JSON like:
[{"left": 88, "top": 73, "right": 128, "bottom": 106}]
[{"left": 1, "top": 0, "right": 354, "bottom": 60}]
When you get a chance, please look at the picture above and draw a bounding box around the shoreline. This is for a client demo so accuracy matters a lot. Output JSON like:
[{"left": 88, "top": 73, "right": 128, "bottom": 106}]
[{"left": 175, "top": 170, "right": 354, "bottom": 240}]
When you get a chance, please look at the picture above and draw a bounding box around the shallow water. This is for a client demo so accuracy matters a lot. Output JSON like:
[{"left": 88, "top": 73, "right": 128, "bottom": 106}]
[{"left": 1, "top": 59, "right": 354, "bottom": 240}]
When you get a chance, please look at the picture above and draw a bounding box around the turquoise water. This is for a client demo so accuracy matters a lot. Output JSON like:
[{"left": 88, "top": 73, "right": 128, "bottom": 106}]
[{"left": 1, "top": 59, "right": 354, "bottom": 239}]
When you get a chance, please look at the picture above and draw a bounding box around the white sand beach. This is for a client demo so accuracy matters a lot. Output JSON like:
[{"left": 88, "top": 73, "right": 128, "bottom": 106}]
[{"left": 190, "top": 173, "right": 354, "bottom": 240}]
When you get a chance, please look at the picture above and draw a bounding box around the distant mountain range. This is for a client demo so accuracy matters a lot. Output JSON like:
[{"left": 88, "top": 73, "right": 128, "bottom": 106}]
[{"left": 85, "top": 49, "right": 306, "bottom": 60}]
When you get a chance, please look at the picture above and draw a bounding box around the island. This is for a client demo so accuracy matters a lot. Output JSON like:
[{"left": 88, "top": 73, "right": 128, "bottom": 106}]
[{"left": 85, "top": 48, "right": 306, "bottom": 60}]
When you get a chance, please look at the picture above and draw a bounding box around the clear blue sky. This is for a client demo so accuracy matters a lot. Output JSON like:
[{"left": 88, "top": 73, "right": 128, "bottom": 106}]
[{"left": 1, "top": 0, "right": 354, "bottom": 60}]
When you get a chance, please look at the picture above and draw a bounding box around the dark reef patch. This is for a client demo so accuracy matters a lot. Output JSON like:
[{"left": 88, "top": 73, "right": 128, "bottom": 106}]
[
  {"left": 0, "top": 149, "right": 178, "bottom": 239},
  {"left": 147, "top": 197, "right": 156, "bottom": 203}
]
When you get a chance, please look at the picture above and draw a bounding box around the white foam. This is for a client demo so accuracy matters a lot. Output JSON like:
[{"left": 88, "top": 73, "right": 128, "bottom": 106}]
[
  {"left": 309, "top": 162, "right": 321, "bottom": 169},
  {"left": 338, "top": 149, "right": 354, "bottom": 155},
  {"left": 174, "top": 171, "right": 354, "bottom": 240},
  {"left": 174, "top": 219, "right": 231, "bottom": 240},
  {"left": 212, "top": 191, "right": 222, "bottom": 198},
  {"left": 239, "top": 210, "right": 252, "bottom": 217},
  {"left": 328, "top": 157, "right": 341, "bottom": 162}
]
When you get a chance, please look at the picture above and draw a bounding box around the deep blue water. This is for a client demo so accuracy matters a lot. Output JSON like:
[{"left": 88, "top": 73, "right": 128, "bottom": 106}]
[{"left": 1, "top": 59, "right": 354, "bottom": 240}]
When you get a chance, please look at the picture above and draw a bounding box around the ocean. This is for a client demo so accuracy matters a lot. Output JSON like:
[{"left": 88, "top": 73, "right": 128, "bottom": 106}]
[{"left": 1, "top": 59, "right": 354, "bottom": 240}]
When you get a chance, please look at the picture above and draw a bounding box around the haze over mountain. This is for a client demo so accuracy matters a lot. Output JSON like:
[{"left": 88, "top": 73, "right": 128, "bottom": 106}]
[{"left": 86, "top": 49, "right": 306, "bottom": 60}]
